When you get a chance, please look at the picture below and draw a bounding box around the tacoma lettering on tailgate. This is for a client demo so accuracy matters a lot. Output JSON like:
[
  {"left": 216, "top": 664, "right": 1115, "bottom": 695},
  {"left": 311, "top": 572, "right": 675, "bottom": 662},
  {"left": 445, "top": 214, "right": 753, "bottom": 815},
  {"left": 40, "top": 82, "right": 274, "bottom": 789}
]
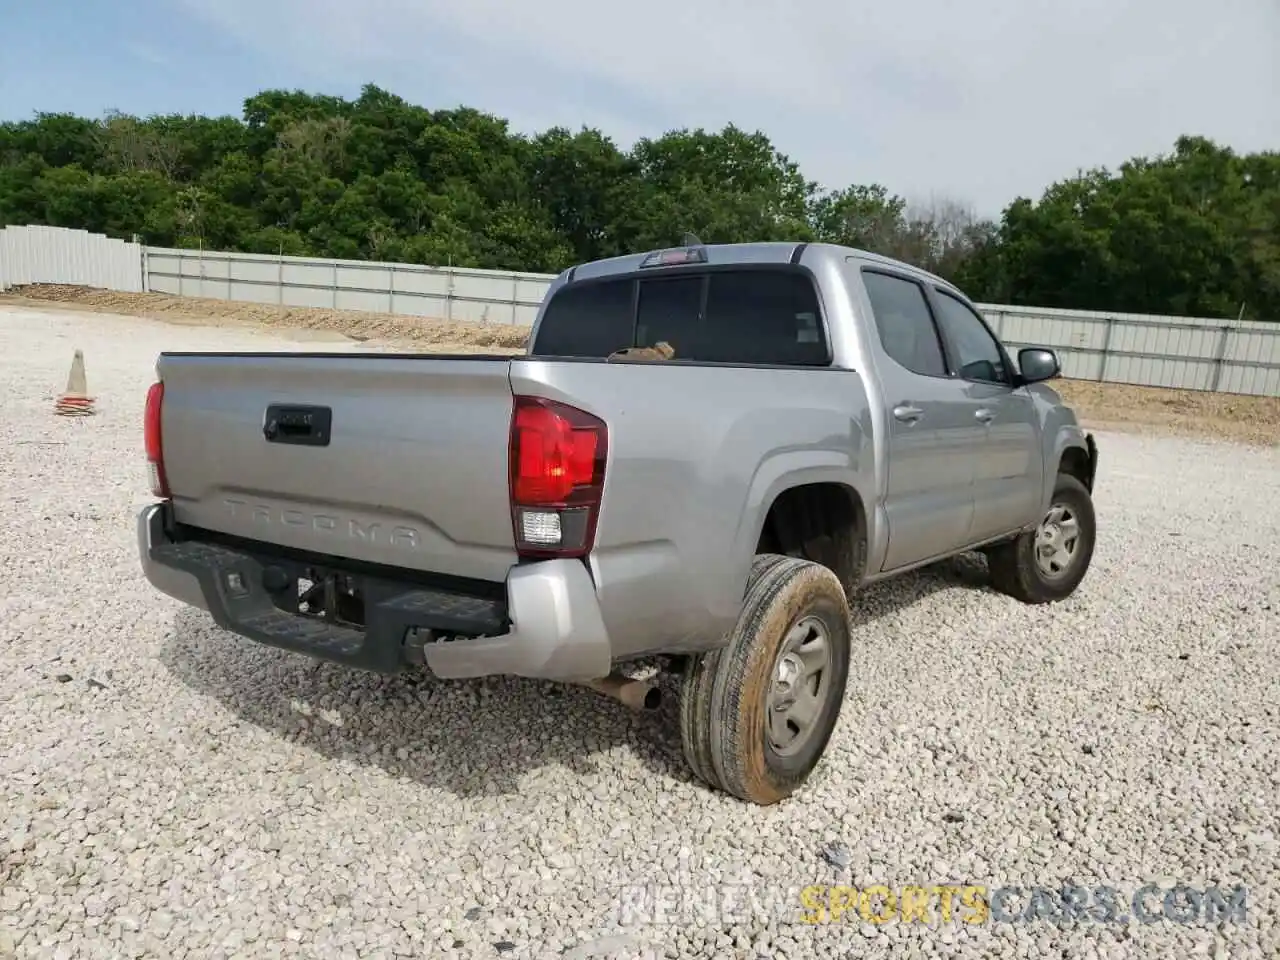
[{"left": 222, "top": 497, "right": 421, "bottom": 549}]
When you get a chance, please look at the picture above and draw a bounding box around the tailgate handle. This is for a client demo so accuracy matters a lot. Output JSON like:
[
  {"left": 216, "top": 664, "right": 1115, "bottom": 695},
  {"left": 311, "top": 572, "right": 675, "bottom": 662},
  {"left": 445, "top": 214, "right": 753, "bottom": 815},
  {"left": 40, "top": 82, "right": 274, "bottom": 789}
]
[{"left": 263, "top": 404, "right": 332, "bottom": 447}]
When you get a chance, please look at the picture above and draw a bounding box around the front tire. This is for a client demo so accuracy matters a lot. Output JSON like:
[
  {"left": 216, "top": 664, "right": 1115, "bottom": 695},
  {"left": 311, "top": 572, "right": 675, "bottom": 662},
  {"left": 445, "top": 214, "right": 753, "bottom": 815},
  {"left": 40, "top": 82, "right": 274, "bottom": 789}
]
[
  {"left": 988, "top": 473, "right": 1096, "bottom": 604},
  {"left": 702, "top": 555, "right": 852, "bottom": 805}
]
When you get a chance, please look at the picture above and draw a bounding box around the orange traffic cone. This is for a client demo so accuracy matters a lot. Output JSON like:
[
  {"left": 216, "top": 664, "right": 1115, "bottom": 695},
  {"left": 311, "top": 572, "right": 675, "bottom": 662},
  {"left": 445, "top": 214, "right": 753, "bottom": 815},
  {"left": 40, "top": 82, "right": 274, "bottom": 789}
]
[{"left": 54, "top": 349, "right": 95, "bottom": 417}]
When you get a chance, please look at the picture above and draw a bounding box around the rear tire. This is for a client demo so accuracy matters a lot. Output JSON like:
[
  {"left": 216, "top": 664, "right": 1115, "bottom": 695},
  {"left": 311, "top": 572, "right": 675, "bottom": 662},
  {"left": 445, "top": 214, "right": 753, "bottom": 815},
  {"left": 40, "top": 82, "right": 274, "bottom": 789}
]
[
  {"left": 694, "top": 555, "right": 852, "bottom": 805},
  {"left": 679, "top": 554, "right": 787, "bottom": 792},
  {"left": 988, "top": 473, "right": 1096, "bottom": 604}
]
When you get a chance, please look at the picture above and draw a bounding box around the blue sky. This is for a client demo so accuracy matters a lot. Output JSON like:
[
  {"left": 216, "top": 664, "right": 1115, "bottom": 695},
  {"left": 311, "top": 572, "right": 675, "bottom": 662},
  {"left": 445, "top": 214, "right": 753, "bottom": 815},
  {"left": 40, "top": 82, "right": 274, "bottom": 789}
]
[
  {"left": 2, "top": 1, "right": 280, "bottom": 122},
  {"left": 3, "top": 0, "right": 1277, "bottom": 216}
]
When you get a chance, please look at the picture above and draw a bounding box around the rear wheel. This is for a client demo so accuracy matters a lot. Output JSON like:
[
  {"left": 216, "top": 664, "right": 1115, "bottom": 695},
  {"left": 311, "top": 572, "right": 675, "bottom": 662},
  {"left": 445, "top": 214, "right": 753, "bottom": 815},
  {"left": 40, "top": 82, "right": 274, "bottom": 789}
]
[
  {"left": 681, "top": 554, "right": 851, "bottom": 805},
  {"left": 987, "top": 473, "right": 1096, "bottom": 603},
  {"left": 678, "top": 554, "right": 787, "bottom": 792}
]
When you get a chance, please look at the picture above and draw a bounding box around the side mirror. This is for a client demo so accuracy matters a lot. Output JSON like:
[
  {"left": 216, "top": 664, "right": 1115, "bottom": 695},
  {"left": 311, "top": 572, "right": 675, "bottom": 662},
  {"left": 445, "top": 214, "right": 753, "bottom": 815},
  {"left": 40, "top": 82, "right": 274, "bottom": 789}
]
[{"left": 1017, "top": 347, "right": 1061, "bottom": 384}]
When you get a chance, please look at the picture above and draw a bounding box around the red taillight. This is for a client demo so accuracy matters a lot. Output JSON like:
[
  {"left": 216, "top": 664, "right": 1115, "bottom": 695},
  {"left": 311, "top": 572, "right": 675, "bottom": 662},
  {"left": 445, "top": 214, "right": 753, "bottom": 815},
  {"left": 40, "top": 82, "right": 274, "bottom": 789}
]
[
  {"left": 144, "top": 381, "right": 170, "bottom": 499},
  {"left": 508, "top": 396, "right": 607, "bottom": 559}
]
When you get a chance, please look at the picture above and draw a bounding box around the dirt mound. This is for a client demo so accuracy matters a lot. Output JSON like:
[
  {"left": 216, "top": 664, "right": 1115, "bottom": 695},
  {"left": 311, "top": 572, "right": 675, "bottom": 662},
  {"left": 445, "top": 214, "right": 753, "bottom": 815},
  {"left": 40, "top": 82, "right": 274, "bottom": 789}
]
[
  {"left": 1054, "top": 379, "right": 1280, "bottom": 447},
  {"left": 5, "top": 284, "right": 533, "bottom": 351}
]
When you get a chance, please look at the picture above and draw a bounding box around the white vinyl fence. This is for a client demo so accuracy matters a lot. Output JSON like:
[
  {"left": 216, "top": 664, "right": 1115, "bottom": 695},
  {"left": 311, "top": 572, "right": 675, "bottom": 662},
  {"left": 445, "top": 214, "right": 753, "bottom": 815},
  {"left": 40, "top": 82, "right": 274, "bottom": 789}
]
[
  {"left": 0, "top": 224, "right": 143, "bottom": 293},
  {"left": 2, "top": 226, "right": 1279, "bottom": 396},
  {"left": 143, "top": 245, "right": 551, "bottom": 326}
]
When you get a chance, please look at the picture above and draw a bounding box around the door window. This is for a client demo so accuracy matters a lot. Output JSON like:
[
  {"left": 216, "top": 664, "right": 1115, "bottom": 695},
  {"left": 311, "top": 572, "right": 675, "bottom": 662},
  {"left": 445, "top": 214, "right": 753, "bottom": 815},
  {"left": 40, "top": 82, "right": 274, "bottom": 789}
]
[
  {"left": 861, "top": 271, "right": 947, "bottom": 378},
  {"left": 932, "top": 290, "right": 1009, "bottom": 384}
]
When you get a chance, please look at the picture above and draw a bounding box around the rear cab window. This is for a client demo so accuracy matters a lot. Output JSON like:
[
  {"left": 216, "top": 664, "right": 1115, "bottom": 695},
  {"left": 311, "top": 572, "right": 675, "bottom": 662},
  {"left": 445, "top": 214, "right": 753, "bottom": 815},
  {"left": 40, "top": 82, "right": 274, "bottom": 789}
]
[{"left": 531, "top": 268, "right": 830, "bottom": 366}]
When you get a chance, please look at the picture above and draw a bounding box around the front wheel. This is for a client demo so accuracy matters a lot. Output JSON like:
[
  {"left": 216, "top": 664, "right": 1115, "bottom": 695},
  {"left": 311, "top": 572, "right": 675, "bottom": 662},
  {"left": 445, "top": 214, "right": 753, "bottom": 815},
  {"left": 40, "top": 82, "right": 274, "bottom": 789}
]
[
  {"left": 682, "top": 554, "right": 852, "bottom": 805},
  {"left": 987, "top": 473, "right": 1096, "bottom": 604}
]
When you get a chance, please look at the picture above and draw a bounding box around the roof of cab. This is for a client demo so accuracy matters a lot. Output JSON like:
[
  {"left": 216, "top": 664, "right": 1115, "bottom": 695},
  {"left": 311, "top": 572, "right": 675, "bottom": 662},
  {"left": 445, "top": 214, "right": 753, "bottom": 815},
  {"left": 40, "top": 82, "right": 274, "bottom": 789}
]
[
  {"left": 562, "top": 240, "right": 960, "bottom": 296},
  {"left": 565, "top": 241, "right": 800, "bottom": 284}
]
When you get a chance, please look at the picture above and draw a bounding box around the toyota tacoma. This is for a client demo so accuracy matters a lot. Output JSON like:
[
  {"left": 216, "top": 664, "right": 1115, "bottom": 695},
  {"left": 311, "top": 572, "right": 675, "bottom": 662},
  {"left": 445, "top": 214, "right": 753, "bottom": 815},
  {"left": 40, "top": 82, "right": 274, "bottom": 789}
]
[{"left": 137, "top": 241, "right": 1099, "bottom": 805}]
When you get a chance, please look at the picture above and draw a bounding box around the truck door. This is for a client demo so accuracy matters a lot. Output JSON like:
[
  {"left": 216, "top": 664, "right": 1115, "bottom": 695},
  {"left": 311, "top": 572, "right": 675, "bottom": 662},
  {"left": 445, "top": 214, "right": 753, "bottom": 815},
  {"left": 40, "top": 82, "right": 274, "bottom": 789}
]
[
  {"left": 926, "top": 287, "right": 1043, "bottom": 543},
  {"left": 859, "top": 269, "right": 979, "bottom": 571}
]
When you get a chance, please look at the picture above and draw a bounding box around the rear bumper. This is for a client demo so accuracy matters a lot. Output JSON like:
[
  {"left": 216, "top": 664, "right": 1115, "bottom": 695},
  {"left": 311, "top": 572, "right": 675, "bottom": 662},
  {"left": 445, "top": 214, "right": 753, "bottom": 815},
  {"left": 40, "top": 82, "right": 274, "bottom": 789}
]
[{"left": 136, "top": 502, "right": 613, "bottom": 681}]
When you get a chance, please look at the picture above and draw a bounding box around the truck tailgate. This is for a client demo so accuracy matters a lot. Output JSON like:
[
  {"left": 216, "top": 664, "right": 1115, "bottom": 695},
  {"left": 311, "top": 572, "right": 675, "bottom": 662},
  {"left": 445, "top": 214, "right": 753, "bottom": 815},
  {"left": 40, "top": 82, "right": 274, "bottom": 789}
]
[{"left": 157, "top": 353, "right": 519, "bottom": 583}]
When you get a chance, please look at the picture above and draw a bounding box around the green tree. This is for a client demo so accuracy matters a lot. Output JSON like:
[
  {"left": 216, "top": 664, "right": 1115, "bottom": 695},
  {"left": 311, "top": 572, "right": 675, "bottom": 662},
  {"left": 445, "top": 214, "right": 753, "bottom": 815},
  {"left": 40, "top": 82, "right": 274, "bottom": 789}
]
[
  {"left": 965, "top": 137, "right": 1280, "bottom": 318},
  {"left": 0, "top": 89, "right": 1273, "bottom": 321}
]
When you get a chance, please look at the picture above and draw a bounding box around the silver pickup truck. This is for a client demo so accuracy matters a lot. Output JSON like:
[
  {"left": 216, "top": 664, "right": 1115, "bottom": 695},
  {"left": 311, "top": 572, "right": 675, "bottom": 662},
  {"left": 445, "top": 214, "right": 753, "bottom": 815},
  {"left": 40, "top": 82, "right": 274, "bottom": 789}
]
[{"left": 137, "top": 240, "right": 1098, "bottom": 805}]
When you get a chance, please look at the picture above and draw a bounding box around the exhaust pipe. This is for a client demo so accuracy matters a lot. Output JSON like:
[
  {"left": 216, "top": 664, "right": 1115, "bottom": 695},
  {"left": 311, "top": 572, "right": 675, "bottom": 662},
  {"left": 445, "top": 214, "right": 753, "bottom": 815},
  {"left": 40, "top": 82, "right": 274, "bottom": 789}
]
[{"left": 581, "top": 673, "right": 662, "bottom": 711}]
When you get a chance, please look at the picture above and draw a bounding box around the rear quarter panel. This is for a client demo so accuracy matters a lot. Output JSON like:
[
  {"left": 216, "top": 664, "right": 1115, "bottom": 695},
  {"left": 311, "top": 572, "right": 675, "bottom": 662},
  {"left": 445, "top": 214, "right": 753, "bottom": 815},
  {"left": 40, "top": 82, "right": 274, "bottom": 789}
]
[{"left": 511, "top": 359, "right": 875, "bottom": 658}]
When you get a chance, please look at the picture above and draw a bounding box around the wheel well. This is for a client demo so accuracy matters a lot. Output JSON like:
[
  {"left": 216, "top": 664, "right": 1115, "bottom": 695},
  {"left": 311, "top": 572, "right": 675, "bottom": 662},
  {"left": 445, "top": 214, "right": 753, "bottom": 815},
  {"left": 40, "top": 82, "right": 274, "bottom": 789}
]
[
  {"left": 1059, "top": 446, "right": 1091, "bottom": 491},
  {"left": 755, "top": 483, "right": 866, "bottom": 596}
]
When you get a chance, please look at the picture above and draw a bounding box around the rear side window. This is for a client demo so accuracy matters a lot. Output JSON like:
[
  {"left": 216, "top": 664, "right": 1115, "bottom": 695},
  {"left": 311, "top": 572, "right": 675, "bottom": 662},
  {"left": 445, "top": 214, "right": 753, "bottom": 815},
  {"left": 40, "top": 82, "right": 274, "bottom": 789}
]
[
  {"left": 861, "top": 271, "right": 947, "bottom": 378},
  {"left": 532, "top": 268, "right": 829, "bottom": 366}
]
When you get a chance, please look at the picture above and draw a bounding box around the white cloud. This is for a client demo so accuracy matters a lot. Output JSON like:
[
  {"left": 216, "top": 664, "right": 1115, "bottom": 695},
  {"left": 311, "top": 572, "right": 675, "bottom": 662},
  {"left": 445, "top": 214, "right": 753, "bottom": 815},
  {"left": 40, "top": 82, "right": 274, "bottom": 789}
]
[{"left": 178, "top": 0, "right": 1280, "bottom": 215}]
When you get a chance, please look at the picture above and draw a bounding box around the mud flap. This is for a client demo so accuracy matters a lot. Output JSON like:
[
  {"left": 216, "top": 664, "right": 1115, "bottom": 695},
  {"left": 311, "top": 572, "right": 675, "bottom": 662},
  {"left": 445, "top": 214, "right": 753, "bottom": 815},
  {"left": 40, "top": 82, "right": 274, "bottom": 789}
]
[{"left": 1085, "top": 433, "right": 1099, "bottom": 493}]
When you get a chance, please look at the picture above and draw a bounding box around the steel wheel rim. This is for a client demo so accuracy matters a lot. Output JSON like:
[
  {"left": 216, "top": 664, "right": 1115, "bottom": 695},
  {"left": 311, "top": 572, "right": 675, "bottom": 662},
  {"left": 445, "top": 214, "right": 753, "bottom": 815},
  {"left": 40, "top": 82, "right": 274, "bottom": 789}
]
[
  {"left": 766, "top": 615, "right": 832, "bottom": 758},
  {"left": 1034, "top": 502, "right": 1081, "bottom": 578}
]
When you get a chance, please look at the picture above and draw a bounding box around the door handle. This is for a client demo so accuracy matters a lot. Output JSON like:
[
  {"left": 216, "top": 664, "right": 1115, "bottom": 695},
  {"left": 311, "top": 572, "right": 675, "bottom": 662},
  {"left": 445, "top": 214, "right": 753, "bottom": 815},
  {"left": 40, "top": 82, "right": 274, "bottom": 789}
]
[
  {"left": 893, "top": 404, "right": 924, "bottom": 423},
  {"left": 975, "top": 408, "right": 995, "bottom": 424}
]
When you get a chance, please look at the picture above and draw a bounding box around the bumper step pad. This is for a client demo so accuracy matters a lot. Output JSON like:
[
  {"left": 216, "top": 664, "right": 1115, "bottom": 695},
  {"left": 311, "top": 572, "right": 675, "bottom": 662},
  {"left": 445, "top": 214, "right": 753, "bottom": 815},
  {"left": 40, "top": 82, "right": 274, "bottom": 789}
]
[{"left": 149, "top": 540, "right": 508, "bottom": 673}]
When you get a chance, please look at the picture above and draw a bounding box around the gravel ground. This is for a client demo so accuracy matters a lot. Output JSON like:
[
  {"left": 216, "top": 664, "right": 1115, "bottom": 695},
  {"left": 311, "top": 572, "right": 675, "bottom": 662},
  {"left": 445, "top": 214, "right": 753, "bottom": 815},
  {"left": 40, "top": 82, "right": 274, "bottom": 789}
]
[{"left": 2, "top": 305, "right": 1278, "bottom": 960}]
